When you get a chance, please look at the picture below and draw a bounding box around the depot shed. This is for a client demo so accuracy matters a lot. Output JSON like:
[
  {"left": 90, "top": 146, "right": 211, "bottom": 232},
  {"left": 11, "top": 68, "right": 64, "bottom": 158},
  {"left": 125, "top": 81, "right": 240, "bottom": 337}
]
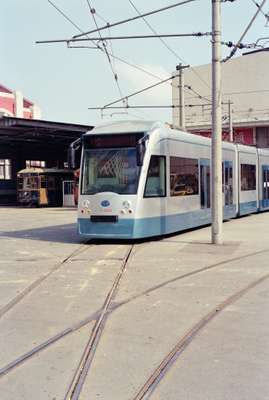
[{"left": 0, "top": 116, "right": 93, "bottom": 204}]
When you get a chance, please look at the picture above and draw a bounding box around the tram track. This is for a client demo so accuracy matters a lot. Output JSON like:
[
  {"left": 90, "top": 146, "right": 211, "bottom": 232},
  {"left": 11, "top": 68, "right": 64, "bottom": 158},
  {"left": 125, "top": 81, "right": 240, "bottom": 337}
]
[
  {"left": 1, "top": 245, "right": 269, "bottom": 382},
  {"left": 0, "top": 241, "right": 90, "bottom": 320},
  {"left": 64, "top": 244, "right": 134, "bottom": 400},
  {"left": 131, "top": 271, "right": 269, "bottom": 400}
]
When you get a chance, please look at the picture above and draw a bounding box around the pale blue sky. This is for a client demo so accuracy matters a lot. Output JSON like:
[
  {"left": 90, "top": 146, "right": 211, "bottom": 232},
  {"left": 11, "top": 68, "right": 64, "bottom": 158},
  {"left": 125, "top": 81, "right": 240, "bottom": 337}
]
[{"left": 1, "top": 0, "right": 269, "bottom": 126}]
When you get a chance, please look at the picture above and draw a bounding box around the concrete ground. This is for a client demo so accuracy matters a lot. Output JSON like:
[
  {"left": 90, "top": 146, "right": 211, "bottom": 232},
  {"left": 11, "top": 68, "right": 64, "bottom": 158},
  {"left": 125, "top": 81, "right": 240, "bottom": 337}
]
[{"left": 0, "top": 207, "right": 269, "bottom": 399}]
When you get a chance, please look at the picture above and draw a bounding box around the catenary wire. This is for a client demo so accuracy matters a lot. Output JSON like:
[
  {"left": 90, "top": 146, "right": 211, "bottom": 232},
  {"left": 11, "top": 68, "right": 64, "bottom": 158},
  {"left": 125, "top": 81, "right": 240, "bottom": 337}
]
[
  {"left": 91, "top": 8, "right": 116, "bottom": 70},
  {"left": 250, "top": 0, "right": 269, "bottom": 22},
  {"left": 223, "top": 0, "right": 268, "bottom": 62},
  {"left": 127, "top": 0, "right": 212, "bottom": 91},
  {"left": 86, "top": 0, "right": 125, "bottom": 101},
  {"left": 47, "top": 1, "right": 169, "bottom": 81},
  {"left": 127, "top": 0, "right": 186, "bottom": 63},
  {"left": 101, "top": 75, "right": 178, "bottom": 108},
  {"left": 73, "top": 0, "right": 198, "bottom": 39},
  {"left": 46, "top": 0, "right": 212, "bottom": 97},
  {"left": 45, "top": 0, "right": 212, "bottom": 115},
  {"left": 86, "top": 1, "right": 168, "bottom": 120},
  {"left": 85, "top": 1, "right": 158, "bottom": 118},
  {"left": 46, "top": 0, "right": 178, "bottom": 120},
  {"left": 46, "top": 0, "right": 210, "bottom": 96}
]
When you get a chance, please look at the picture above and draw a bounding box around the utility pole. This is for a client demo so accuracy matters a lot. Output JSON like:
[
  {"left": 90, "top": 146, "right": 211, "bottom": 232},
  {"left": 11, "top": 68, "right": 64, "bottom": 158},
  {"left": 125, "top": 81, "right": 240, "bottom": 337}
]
[
  {"left": 211, "top": 0, "right": 223, "bottom": 244},
  {"left": 228, "top": 100, "right": 233, "bottom": 142},
  {"left": 176, "top": 64, "right": 189, "bottom": 130}
]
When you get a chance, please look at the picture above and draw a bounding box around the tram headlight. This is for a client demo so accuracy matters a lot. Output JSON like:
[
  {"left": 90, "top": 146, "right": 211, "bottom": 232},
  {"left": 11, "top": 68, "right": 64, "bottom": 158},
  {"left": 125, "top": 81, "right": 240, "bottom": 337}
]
[
  {"left": 122, "top": 200, "right": 131, "bottom": 210},
  {"left": 121, "top": 201, "right": 133, "bottom": 215}
]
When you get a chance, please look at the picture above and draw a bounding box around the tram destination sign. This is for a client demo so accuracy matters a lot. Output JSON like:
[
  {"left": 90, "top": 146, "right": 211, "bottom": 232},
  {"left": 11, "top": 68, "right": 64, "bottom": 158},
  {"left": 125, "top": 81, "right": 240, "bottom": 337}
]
[{"left": 84, "top": 133, "right": 143, "bottom": 149}]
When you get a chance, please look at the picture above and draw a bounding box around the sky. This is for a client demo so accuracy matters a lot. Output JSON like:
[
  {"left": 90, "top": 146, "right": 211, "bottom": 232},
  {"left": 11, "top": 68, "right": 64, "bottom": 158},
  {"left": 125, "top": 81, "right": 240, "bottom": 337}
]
[{"left": 1, "top": 0, "right": 269, "bottom": 127}]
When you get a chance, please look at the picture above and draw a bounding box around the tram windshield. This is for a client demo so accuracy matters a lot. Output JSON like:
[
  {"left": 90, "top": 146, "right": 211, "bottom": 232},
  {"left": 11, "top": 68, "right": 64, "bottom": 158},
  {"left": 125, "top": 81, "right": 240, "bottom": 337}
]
[{"left": 82, "top": 147, "right": 140, "bottom": 195}]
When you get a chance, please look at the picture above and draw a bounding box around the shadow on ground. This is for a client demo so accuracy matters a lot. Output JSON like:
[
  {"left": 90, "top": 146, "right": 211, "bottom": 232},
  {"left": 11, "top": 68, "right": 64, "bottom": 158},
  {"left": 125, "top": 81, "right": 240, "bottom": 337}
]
[{"left": 0, "top": 224, "right": 82, "bottom": 244}]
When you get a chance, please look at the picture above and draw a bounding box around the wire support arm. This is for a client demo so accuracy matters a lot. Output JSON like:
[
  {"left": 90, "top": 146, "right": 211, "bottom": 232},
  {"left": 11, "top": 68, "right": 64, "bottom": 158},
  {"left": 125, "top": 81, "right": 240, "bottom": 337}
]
[
  {"left": 103, "top": 75, "right": 177, "bottom": 108},
  {"left": 88, "top": 104, "right": 212, "bottom": 110},
  {"left": 72, "top": 0, "right": 197, "bottom": 39},
  {"left": 36, "top": 32, "right": 212, "bottom": 45}
]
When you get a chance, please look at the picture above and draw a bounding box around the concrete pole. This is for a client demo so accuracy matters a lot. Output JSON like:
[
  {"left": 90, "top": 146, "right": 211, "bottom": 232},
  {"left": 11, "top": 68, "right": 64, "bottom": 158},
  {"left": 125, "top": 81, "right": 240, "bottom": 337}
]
[
  {"left": 228, "top": 100, "right": 233, "bottom": 142},
  {"left": 179, "top": 67, "right": 185, "bottom": 130},
  {"left": 211, "top": 0, "right": 223, "bottom": 244},
  {"left": 176, "top": 64, "right": 189, "bottom": 130}
]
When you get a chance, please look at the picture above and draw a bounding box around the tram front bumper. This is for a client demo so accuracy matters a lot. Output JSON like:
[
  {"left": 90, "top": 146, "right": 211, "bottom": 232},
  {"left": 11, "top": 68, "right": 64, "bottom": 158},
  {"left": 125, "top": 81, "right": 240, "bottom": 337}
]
[{"left": 78, "top": 217, "right": 135, "bottom": 239}]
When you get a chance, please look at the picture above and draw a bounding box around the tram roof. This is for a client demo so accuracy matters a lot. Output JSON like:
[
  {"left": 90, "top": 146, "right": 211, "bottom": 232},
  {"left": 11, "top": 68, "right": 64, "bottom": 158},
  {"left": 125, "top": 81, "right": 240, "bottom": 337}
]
[
  {"left": 83, "top": 120, "right": 241, "bottom": 152},
  {"left": 85, "top": 120, "right": 159, "bottom": 136}
]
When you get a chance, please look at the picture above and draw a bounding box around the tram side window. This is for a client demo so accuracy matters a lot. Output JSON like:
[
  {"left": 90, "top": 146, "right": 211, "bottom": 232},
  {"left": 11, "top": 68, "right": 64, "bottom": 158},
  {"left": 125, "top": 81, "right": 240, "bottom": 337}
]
[
  {"left": 170, "top": 157, "right": 198, "bottom": 196},
  {"left": 241, "top": 164, "right": 256, "bottom": 191},
  {"left": 144, "top": 156, "right": 166, "bottom": 197}
]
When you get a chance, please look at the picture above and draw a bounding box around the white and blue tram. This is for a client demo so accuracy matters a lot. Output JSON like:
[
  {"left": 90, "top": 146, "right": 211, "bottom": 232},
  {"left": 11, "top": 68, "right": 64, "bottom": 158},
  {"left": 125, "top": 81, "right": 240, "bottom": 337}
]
[{"left": 77, "top": 121, "right": 269, "bottom": 239}]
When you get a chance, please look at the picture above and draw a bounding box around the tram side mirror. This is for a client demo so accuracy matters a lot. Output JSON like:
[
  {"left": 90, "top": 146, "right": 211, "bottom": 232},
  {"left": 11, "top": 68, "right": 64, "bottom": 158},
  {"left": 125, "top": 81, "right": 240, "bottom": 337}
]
[
  {"left": 67, "top": 147, "right": 76, "bottom": 169},
  {"left": 136, "top": 141, "right": 146, "bottom": 166},
  {"left": 67, "top": 138, "right": 81, "bottom": 169}
]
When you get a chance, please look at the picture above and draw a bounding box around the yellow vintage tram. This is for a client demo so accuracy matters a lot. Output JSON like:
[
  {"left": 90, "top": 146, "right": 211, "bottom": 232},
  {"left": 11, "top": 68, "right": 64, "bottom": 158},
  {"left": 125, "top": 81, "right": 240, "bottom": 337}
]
[{"left": 17, "top": 168, "right": 74, "bottom": 207}]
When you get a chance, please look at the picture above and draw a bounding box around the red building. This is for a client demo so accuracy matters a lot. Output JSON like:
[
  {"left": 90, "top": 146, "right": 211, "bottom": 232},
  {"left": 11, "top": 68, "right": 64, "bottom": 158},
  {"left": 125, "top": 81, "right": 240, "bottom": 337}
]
[
  {"left": 0, "top": 83, "right": 41, "bottom": 119},
  {"left": 187, "top": 120, "right": 269, "bottom": 148},
  {"left": 190, "top": 126, "right": 255, "bottom": 146}
]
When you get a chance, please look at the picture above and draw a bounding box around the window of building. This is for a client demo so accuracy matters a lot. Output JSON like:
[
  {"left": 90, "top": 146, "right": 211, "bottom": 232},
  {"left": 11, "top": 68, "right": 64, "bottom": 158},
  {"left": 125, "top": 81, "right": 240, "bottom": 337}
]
[
  {"left": 170, "top": 157, "right": 198, "bottom": 196},
  {"left": 26, "top": 160, "right": 46, "bottom": 168},
  {"left": 0, "top": 159, "right": 11, "bottom": 180},
  {"left": 241, "top": 164, "right": 256, "bottom": 191},
  {"left": 144, "top": 156, "right": 166, "bottom": 197}
]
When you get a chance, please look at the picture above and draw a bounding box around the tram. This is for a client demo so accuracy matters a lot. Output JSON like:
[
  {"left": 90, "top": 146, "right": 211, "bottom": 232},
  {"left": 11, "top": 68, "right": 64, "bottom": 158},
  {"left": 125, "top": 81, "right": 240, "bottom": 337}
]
[
  {"left": 76, "top": 120, "right": 269, "bottom": 239},
  {"left": 17, "top": 167, "right": 74, "bottom": 207}
]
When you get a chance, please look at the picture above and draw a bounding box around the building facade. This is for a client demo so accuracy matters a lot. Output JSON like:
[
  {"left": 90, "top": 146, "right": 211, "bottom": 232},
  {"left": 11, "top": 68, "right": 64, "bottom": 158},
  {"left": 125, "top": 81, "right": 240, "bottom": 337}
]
[
  {"left": 0, "top": 83, "right": 41, "bottom": 119},
  {"left": 172, "top": 50, "right": 269, "bottom": 147}
]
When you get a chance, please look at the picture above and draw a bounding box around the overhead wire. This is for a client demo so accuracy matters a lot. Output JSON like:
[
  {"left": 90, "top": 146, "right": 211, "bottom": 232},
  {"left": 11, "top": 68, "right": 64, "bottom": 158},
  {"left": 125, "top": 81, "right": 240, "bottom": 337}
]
[
  {"left": 86, "top": 0, "right": 125, "bottom": 101},
  {"left": 91, "top": 9, "right": 116, "bottom": 70},
  {"left": 250, "top": 0, "right": 269, "bottom": 25},
  {"left": 47, "top": 0, "right": 85, "bottom": 34},
  {"left": 45, "top": 0, "right": 221, "bottom": 118},
  {"left": 84, "top": 4, "right": 160, "bottom": 120},
  {"left": 101, "top": 75, "right": 178, "bottom": 108},
  {"left": 46, "top": 0, "right": 185, "bottom": 121},
  {"left": 184, "top": 85, "right": 211, "bottom": 103},
  {"left": 46, "top": 0, "right": 211, "bottom": 100},
  {"left": 127, "top": 0, "right": 186, "bottom": 63},
  {"left": 47, "top": 0, "right": 163, "bottom": 119},
  {"left": 222, "top": 0, "right": 268, "bottom": 62},
  {"left": 127, "top": 0, "right": 212, "bottom": 92},
  {"left": 72, "top": 0, "right": 198, "bottom": 39},
  {"left": 46, "top": 0, "right": 175, "bottom": 83}
]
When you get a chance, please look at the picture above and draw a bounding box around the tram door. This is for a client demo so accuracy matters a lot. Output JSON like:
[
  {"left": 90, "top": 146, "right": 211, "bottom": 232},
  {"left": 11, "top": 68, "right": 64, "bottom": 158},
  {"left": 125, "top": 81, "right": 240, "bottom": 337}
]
[
  {"left": 200, "top": 159, "right": 210, "bottom": 209},
  {"left": 262, "top": 165, "right": 269, "bottom": 208},
  {"left": 223, "top": 161, "right": 233, "bottom": 206}
]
